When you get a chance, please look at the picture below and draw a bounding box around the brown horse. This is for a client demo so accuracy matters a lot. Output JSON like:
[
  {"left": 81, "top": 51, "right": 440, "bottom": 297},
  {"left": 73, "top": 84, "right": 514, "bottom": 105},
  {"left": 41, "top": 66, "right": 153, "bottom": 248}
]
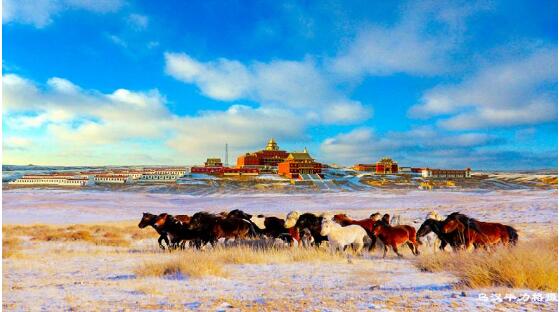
[
  {"left": 372, "top": 221, "right": 420, "bottom": 258},
  {"left": 138, "top": 212, "right": 191, "bottom": 249},
  {"left": 152, "top": 213, "right": 201, "bottom": 249},
  {"left": 188, "top": 212, "right": 258, "bottom": 246},
  {"left": 212, "top": 217, "right": 257, "bottom": 243},
  {"left": 441, "top": 212, "right": 518, "bottom": 250},
  {"left": 333, "top": 214, "right": 378, "bottom": 250}
]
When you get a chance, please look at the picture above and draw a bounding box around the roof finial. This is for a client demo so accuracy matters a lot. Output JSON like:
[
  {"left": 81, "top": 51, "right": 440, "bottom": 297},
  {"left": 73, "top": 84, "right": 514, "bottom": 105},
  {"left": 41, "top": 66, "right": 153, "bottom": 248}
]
[{"left": 303, "top": 147, "right": 308, "bottom": 153}]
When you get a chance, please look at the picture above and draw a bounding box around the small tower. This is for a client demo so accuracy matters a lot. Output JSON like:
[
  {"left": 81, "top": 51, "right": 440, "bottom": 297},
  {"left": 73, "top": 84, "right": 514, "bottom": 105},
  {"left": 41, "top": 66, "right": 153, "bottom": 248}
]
[
  {"left": 265, "top": 138, "right": 279, "bottom": 151},
  {"left": 225, "top": 143, "right": 229, "bottom": 167}
]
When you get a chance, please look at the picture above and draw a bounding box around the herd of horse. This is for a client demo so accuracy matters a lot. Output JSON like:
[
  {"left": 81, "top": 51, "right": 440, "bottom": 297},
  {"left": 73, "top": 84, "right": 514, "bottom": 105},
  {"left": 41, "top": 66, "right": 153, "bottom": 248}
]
[{"left": 138, "top": 209, "right": 519, "bottom": 257}]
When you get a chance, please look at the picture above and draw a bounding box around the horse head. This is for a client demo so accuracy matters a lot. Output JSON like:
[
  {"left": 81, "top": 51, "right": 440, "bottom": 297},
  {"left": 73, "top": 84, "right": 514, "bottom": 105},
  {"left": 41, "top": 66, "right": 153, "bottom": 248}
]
[
  {"left": 284, "top": 211, "right": 300, "bottom": 228},
  {"left": 372, "top": 220, "right": 388, "bottom": 236},
  {"left": 370, "top": 212, "right": 381, "bottom": 221},
  {"left": 416, "top": 219, "right": 434, "bottom": 238},
  {"left": 153, "top": 213, "right": 169, "bottom": 230},
  {"left": 138, "top": 212, "right": 156, "bottom": 228},
  {"left": 332, "top": 214, "right": 350, "bottom": 225},
  {"left": 319, "top": 219, "right": 335, "bottom": 236},
  {"left": 381, "top": 214, "right": 390, "bottom": 224},
  {"left": 443, "top": 212, "right": 482, "bottom": 234}
]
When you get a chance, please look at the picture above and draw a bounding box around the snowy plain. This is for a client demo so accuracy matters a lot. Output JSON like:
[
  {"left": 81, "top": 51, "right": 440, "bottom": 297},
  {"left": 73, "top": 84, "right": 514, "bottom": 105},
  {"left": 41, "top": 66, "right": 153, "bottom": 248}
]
[{"left": 2, "top": 187, "right": 558, "bottom": 311}]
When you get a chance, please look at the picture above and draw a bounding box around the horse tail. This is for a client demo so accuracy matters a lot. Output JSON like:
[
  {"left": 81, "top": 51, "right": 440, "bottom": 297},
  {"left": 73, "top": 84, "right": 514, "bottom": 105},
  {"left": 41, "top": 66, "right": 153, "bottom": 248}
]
[
  {"left": 407, "top": 226, "right": 421, "bottom": 245},
  {"left": 506, "top": 226, "right": 518, "bottom": 246}
]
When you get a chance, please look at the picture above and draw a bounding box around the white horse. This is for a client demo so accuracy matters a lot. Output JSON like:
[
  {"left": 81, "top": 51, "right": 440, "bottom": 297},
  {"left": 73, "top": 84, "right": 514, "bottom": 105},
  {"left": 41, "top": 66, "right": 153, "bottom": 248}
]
[
  {"left": 284, "top": 211, "right": 300, "bottom": 228},
  {"left": 320, "top": 219, "right": 370, "bottom": 254}
]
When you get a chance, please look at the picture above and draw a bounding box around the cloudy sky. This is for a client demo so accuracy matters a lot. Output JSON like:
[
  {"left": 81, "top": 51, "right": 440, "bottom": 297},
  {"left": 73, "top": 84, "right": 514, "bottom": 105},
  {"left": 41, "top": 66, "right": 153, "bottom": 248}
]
[{"left": 3, "top": 0, "right": 557, "bottom": 169}]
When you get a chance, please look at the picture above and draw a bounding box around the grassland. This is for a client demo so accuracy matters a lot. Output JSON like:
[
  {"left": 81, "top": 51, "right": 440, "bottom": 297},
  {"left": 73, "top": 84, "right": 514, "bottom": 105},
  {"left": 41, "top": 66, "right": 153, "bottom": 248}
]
[{"left": 415, "top": 236, "right": 558, "bottom": 292}]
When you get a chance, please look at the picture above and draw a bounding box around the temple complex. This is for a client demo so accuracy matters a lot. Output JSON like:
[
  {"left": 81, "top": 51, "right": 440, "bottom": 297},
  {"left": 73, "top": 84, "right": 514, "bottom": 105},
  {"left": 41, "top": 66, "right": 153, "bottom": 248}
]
[
  {"left": 236, "top": 138, "right": 290, "bottom": 173},
  {"left": 375, "top": 157, "right": 399, "bottom": 174},
  {"left": 277, "top": 148, "right": 322, "bottom": 179}
]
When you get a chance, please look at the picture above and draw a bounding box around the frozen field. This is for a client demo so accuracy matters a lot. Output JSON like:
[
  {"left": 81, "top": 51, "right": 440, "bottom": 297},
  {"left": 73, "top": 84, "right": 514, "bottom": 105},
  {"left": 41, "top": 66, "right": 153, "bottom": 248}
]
[{"left": 2, "top": 188, "right": 558, "bottom": 311}]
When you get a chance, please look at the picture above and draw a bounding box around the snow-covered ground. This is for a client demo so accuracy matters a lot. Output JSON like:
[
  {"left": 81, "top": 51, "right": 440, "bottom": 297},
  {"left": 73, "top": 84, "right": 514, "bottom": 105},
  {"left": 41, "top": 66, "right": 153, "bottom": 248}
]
[
  {"left": 3, "top": 189, "right": 557, "bottom": 237},
  {"left": 3, "top": 188, "right": 557, "bottom": 311}
]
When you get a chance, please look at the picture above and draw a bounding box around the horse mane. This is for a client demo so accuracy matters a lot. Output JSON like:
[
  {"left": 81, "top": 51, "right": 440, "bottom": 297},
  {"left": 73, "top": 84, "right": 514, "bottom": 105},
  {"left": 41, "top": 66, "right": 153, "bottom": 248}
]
[{"left": 447, "top": 212, "right": 482, "bottom": 233}]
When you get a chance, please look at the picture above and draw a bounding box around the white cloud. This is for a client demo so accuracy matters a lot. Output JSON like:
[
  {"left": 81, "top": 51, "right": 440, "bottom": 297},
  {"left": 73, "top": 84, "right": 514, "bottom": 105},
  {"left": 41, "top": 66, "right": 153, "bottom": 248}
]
[
  {"left": 168, "top": 105, "right": 307, "bottom": 159},
  {"left": 409, "top": 47, "right": 557, "bottom": 129},
  {"left": 320, "top": 126, "right": 501, "bottom": 166},
  {"left": 3, "top": 136, "right": 33, "bottom": 150},
  {"left": 3, "top": 74, "right": 312, "bottom": 164},
  {"left": 127, "top": 13, "right": 148, "bottom": 30},
  {"left": 165, "top": 52, "right": 372, "bottom": 124},
  {"left": 3, "top": 73, "right": 174, "bottom": 145},
  {"left": 3, "top": 0, "right": 124, "bottom": 28},
  {"left": 330, "top": 1, "right": 488, "bottom": 77}
]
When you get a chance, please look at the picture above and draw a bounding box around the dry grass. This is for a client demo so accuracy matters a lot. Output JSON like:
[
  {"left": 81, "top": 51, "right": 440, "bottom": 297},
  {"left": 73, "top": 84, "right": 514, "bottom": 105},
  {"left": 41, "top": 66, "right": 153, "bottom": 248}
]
[
  {"left": 415, "top": 236, "right": 558, "bottom": 291},
  {"left": 3, "top": 236, "right": 22, "bottom": 258},
  {"left": 135, "top": 254, "right": 227, "bottom": 278},
  {"left": 2, "top": 223, "right": 149, "bottom": 248},
  {"left": 135, "top": 245, "right": 345, "bottom": 279}
]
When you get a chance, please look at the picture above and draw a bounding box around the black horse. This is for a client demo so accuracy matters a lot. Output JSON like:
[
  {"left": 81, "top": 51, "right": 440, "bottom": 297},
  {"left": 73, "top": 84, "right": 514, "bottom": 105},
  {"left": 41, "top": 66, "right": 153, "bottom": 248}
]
[
  {"left": 294, "top": 213, "right": 328, "bottom": 246},
  {"left": 416, "top": 217, "right": 472, "bottom": 251}
]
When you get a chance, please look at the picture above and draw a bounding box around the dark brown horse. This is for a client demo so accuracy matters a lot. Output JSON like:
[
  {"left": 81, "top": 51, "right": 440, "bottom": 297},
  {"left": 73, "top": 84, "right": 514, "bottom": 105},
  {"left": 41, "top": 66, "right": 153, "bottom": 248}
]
[
  {"left": 188, "top": 211, "right": 258, "bottom": 246},
  {"left": 138, "top": 212, "right": 169, "bottom": 249},
  {"left": 441, "top": 212, "right": 518, "bottom": 249},
  {"left": 152, "top": 213, "right": 201, "bottom": 249},
  {"left": 333, "top": 214, "right": 378, "bottom": 250},
  {"left": 138, "top": 212, "right": 191, "bottom": 249},
  {"left": 416, "top": 218, "right": 468, "bottom": 251},
  {"left": 372, "top": 220, "right": 420, "bottom": 258},
  {"left": 291, "top": 213, "right": 328, "bottom": 246},
  {"left": 249, "top": 213, "right": 301, "bottom": 245}
]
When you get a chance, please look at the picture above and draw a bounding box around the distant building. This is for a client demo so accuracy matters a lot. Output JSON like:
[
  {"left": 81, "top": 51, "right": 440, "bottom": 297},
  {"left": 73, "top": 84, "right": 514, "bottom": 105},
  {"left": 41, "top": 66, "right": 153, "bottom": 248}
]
[
  {"left": 9, "top": 173, "right": 93, "bottom": 187},
  {"left": 94, "top": 174, "right": 132, "bottom": 184},
  {"left": 237, "top": 138, "right": 290, "bottom": 173},
  {"left": 205, "top": 158, "right": 223, "bottom": 167},
  {"left": 277, "top": 148, "right": 322, "bottom": 179},
  {"left": 421, "top": 168, "right": 472, "bottom": 179},
  {"left": 399, "top": 167, "right": 412, "bottom": 173},
  {"left": 222, "top": 168, "right": 259, "bottom": 176},
  {"left": 353, "top": 164, "right": 376, "bottom": 172},
  {"left": 191, "top": 157, "right": 259, "bottom": 176},
  {"left": 137, "top": 173, "right": 182, "bottom": 183},
  {"left": 375, "top": 157, "right": 399, "bottom": 174}
]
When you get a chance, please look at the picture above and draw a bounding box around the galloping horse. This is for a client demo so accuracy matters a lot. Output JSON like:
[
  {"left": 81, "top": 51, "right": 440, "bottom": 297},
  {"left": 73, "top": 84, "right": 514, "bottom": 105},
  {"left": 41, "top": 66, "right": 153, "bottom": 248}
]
[
  {"left": 441, "top": 212, "right": 518, "bottom": 250},
  {"left": 332, "top": 214, "right": 378, "bottom": 250},
  {"left": 286, "top": 212, "right": 328, "bottom": 246},
  {"left": 152, "top": 213, "right": 201, "bottom": 249},
  {"left": 416, "top": 218, "right": 469, "bottom": 251},
  {"left": 188, "top": 211, "right": 258, "bottom": 246},
  {"left": 138, "top": 212, "right": 191, "bottom": 249},
  {"left": 372, "top": 220, "right": 420, "bottom": 258}
]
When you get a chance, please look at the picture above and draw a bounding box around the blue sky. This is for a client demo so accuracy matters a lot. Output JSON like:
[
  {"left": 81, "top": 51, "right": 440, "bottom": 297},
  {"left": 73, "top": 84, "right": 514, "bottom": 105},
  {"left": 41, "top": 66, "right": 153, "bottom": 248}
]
[{"left": 3, "top": 0, "right": 557, "bottom": 169}]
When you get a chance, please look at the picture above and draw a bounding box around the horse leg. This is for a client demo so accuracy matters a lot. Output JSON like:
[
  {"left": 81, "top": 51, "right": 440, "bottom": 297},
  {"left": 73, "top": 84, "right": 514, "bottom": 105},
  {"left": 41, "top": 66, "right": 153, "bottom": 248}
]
[
  {"left": 439, "top": 240, "right": 447, "bottom": 252},
  {"left": 392, "top": 244, "right": 403, "bottom": 258},
  {"left": 382, "top": 245, "right": 388, "bottom": 258},
  {"left": 406, "top": 242, "right": 417, "bottom": 256},
  {"left": 158, "top": 235, "right": 166, "bottom": 250},
  {"left": 354, "top": 241, "right": 364, "bottom": 255},
  {"left": 368, "top": 235, "right": 377, "bottom": 251}
]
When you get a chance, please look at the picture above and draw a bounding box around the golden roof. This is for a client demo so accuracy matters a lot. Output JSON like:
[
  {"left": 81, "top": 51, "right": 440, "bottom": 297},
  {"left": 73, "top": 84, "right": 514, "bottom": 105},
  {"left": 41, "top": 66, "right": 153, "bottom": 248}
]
[
  {"left": 287, "top": 148, "right": 313, "bottom": 161},
  {"left": 265, "top": 138, "right": 279, "bottom": 151}
]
